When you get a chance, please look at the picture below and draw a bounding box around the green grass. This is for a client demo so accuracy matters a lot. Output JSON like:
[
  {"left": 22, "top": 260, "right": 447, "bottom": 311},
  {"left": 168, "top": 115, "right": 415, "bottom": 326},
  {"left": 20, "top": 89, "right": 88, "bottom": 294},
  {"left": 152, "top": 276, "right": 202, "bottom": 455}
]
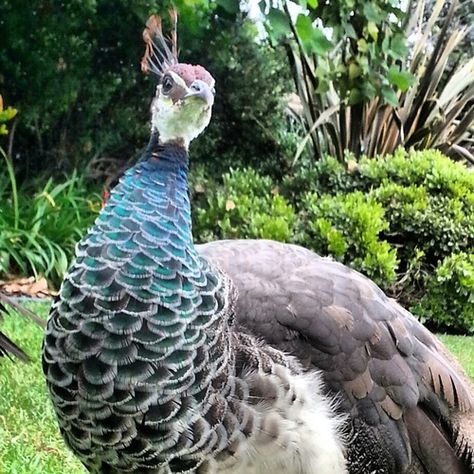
[
  {"left": 0, "top": 303, "right": 85, "bottom": 473},
  {"left": 0, "top": 304, "right": 473, "bottom": 473},
  {"left": 438, "top": 334, "right": 474, "bottom": 379}
]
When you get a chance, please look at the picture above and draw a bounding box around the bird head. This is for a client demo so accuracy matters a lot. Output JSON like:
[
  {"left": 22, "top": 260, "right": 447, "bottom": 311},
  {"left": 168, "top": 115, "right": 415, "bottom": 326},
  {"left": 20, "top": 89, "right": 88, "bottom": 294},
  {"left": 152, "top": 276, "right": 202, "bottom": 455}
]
[{"left": 141, "top": 13, "right": 215, "bottom": 148}]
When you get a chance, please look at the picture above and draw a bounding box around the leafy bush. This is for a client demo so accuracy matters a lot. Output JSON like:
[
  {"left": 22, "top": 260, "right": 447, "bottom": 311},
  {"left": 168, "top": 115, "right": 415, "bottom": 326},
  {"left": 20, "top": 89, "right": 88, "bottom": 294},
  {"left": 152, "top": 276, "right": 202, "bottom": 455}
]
[
  {"left": 0, "top": 95, "right": 100, "bottom": 287},
  {"left": 283, "top": 148, "right": 474, "bottom": 327},
  {"left": 413, "top": 253, "right": 474, "bottom": 333},
  {"left": 298, "top": 191, "right": 398, "bottom": 286},
  {"left": 293, "top": 149, "right": 474, "bottom": 272},
  {"left": 192, "top": 168, "right": 295, "bottom": 243}
]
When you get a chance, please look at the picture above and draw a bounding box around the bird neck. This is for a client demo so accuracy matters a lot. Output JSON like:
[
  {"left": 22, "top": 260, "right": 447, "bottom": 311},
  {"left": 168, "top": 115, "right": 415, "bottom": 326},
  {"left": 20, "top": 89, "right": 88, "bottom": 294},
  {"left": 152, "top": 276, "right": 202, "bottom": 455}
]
[
  {"left": 122, "top": 133, "right": 193, "bottom": 248},
  {"left": 144, "top": 131, "right": 188, "bottom": 164}
]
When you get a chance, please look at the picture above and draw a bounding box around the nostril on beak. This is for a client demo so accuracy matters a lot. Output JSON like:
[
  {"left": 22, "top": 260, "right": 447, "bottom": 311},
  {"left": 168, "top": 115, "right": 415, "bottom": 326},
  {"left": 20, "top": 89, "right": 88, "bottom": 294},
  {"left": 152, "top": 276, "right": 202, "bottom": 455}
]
[{"left": 184, "top": 80, "right": 214, "bottom": 107}]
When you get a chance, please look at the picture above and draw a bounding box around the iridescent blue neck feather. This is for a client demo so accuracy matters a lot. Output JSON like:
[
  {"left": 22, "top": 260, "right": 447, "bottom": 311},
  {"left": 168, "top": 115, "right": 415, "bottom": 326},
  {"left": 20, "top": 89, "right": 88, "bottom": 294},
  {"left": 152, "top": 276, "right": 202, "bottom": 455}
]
[{"left": 104, "top": 135, "right": 193, "bottom": 252}]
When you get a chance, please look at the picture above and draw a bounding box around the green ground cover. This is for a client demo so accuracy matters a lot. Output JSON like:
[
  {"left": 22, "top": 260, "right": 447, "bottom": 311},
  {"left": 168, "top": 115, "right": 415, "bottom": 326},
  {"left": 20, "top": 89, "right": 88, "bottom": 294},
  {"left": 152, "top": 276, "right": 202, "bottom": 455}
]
[{"left": 0, "top": 303, "right": 473, "bottom": 473}]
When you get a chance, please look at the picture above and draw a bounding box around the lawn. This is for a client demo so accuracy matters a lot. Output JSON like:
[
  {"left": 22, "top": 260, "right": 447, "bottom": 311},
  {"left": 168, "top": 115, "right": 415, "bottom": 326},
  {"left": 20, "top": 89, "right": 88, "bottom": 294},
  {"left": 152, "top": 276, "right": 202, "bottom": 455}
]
[
  {"left": 0, "top": 302, "right": 85, "bottom": 474},
  {"left": 0, "top": 303, "right": 473, "bottom": 473}
]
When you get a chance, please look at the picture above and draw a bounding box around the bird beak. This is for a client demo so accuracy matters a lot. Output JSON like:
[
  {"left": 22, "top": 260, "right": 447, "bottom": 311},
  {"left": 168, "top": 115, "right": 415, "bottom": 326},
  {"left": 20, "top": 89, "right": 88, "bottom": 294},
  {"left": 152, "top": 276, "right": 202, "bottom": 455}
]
[{"left": 184, "top": 81, "right": 214, "bottom": 108}]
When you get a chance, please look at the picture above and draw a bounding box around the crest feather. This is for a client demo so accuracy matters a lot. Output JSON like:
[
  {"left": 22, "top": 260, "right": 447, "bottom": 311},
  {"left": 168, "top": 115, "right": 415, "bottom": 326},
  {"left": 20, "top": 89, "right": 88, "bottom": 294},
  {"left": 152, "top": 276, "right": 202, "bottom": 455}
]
[{"left": 141, "top": 11, "right": 178, "bottom": 77}]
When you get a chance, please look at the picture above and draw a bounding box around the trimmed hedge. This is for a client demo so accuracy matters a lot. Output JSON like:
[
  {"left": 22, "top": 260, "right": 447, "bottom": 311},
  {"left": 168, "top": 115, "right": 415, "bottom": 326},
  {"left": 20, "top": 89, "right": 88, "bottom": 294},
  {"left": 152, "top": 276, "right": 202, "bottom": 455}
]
[
  {"left": 192, "top": 167, "right": 295, "bottom": 242},
  {"left": 413, "top": 253, "right": 474, "bottom": 333},
  {"left": 298, "top": 191, "right": 397, "bottom": 287}
]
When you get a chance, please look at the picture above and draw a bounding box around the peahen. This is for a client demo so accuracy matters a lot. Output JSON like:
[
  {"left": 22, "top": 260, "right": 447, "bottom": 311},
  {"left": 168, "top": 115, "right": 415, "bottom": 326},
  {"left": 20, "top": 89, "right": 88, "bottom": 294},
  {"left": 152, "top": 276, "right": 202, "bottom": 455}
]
[{"left": 42, "top": 15, "right": 474, "bottom": 474}]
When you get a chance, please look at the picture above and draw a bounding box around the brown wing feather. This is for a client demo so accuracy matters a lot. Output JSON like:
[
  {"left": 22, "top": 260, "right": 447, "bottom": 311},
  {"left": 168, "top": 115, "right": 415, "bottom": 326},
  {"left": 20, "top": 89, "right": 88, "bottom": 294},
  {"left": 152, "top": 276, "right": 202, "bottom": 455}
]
[{"left": 198, "top": 239, "right": 474, "bottom": 473}]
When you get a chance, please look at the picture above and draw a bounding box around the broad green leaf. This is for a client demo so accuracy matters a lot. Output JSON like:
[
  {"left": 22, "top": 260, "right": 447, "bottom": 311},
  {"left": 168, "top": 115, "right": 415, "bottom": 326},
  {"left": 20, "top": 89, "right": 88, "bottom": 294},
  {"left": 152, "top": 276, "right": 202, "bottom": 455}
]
[
  {"left": 390, "top": 34, "right": 408, "bottom": 59},
  {"left": 357, "top": 38, "right": 368, "bottom": 53},
  {"left": 296, "top": 15, "right": 333, "bottom": 55},
  {"left": 295, "top": 14, "right": 313, "bottom": 44},
  {"left": 388, "top": 67, "right": 416, "bottom": 92},
  {"left": 367, "top": 22, "right": 378, "bottom": 41},
  {"left": 363, "top": 2, "right": 383, "bottom": 22},
  {"left": 267, "top": 8, "right": 291, "bottom": 40},
  {"left": 349, "top": 62, "right": 361, "bottom": 80},
  {"left": 307, "top": 0, "right": 318, "bottom": 7},
  {"left": 310, "top": 27, "right": 333, "bottom": 55},
  {"left": 382, "top": 85, "right": 399, "bottom": 106},
  {"left": 349, "top": 88, "right": 363, "bottom": 105},
  {"left": 345, "top": 23, "right": 357, "bottom": 39}
]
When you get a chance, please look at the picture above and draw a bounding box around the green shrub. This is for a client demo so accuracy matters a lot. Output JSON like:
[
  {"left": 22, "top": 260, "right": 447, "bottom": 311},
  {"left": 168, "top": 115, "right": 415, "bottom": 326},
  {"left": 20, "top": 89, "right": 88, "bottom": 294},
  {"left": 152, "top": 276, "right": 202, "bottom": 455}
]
[
  {"left": 284, "top": 149, "right": 474, "bottom": 275},
  {"left": 412, "top": 253, "right": 474, "bottom": 333},
  {"left": 286, "top": 148, "right": 474, "bottom": 195},
  {"left": 298, "top": 191, "right": 398, "bottom": 286},
  {"left": 192, "top": 168, "right": 295, "bottom": 243}
]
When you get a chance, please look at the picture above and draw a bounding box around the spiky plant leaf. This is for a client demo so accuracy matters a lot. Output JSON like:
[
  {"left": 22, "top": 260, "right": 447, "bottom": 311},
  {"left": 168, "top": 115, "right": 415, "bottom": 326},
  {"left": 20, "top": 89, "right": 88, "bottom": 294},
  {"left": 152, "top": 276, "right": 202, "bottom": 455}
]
[{"left": 275, "top": 0, "right": 474, "bottom": 162}]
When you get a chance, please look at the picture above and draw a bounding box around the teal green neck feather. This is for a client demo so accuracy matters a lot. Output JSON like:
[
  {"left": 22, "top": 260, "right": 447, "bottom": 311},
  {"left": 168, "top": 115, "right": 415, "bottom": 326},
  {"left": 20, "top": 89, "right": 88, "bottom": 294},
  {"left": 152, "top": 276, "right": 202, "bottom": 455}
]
[
  {"left": 47, "top": 133, "right": 234, "bottom": 472},
  {"left": 108, "top": 135, "right": 192, "bottom": 247}
]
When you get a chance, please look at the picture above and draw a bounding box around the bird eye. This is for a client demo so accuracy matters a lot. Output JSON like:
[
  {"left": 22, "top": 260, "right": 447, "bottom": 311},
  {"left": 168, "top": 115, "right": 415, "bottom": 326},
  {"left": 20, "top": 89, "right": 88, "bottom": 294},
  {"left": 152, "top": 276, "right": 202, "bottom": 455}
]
[{"left": 161, "top": 75, "right": 174, "bottom": 94}]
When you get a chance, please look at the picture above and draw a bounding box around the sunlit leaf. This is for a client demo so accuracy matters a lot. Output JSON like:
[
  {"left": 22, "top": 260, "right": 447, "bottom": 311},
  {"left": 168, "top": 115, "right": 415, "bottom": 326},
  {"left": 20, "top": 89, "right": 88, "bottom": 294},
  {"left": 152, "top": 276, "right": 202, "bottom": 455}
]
[
  {"left": 388, "top": 67, "right": 416, "bottom": 92},
  {"left": 295, "top": 14, "right": 313, "bottom": 44},
  {"left": 367, "top": 22, "right": 378, "bottom": 41},
  {"left": 349, "top": 62, "right": 361, "bottom": 80},
  {"left": 267, "top": 8, "right": 291, "bottom": 40},
  {"left": 296, "top": 15, "right": 333, "bottom": 55},
  {"left": 357, "top": 38, "right": 368, "bottom": 53}
]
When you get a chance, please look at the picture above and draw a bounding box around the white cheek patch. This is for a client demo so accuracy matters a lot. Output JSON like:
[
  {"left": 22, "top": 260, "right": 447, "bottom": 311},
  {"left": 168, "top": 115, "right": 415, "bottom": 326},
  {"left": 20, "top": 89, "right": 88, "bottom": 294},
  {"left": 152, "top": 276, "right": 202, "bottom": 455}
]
[{"left": 151, "top": 94, "right": 212, "bottom": 148}]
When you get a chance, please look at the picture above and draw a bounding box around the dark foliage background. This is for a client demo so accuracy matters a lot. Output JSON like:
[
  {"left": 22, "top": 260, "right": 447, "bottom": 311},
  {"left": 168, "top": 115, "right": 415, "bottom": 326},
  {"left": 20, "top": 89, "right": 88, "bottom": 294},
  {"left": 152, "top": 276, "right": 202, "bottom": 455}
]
[{"left": 0, "top": 0, "right": 295, "bottom": 182}]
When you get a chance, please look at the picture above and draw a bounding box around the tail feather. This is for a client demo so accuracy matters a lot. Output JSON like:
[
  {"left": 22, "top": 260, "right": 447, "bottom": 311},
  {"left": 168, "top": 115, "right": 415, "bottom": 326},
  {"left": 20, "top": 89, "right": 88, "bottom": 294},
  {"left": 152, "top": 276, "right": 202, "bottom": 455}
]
[
  {"left": 405, "top": 406, "right": 473, "bottom": 473},
  {"left": 0, "top": 293, "right": 46, "bottom": 328},
  {"left": 452, "top": 411, "right": 474, "bottom": 471}
]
